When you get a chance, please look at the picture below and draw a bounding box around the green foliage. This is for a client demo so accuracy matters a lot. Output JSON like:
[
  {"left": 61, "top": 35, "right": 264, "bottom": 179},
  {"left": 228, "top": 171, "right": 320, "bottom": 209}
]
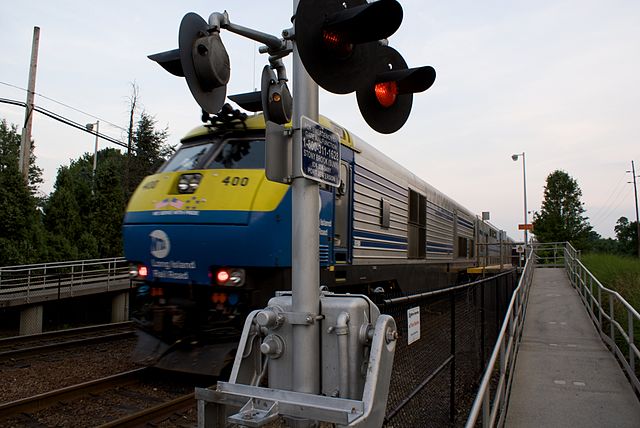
[
  {"left": 0, "top": 120, "right": 46, "bottom": 265},
  {"left": 615, "top": 217, "right": 639, "bottom": 257},
  {"left": 533, "top": 170, "right": 593, "bottom": 250},
  {"left": 41, "top": 111, "right": 172, "bottom": 262},
  {"left": 582, "top": 253, "right": 640, "bottom": 310},
  {"left": 126, "top": 111, "right": 172, "bottom": 196}
]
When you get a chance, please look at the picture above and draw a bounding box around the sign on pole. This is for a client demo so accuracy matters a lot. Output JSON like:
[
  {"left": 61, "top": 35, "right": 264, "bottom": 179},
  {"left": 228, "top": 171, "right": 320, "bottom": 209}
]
[
  {"left": 518, "top": 224, "right": 533, "bottom": 230},
  {"left": 407, "top": 306, "right": 420, "bottom": 345},
  {"left": 300, "top": 116, "right": 341, "bottom": 187}
]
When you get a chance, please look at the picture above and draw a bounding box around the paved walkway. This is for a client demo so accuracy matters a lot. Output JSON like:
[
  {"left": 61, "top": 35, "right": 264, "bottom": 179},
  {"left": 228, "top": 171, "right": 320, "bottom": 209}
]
[{"left": 505, "top": 268, "right": 640, "bottom": 427}]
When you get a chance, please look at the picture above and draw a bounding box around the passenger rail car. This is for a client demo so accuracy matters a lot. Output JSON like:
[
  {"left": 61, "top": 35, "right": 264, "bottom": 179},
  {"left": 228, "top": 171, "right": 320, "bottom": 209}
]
[{"left": 123, "top": 113, "right": 513, "bottom": 374}]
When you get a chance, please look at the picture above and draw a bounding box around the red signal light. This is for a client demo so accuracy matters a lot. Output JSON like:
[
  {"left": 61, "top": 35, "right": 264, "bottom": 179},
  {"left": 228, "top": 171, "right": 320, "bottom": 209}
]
[
  {"left": 138, "top": 265, "right": 148, "bottom": 278},
  {"left": 374, "top": 81, "right": 398, "bottom": 108},
  {"left": 322, "top": 30, "right": 353, "bottom": 58},
  {"left": 216, "top": 269, "right": 230, "bottom": 284}
]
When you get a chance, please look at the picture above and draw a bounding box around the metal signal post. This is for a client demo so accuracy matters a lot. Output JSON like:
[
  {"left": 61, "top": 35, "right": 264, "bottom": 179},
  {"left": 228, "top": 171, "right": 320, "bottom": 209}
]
[{"left": 290, "top": 0, "right": 321, "bottom": 397}]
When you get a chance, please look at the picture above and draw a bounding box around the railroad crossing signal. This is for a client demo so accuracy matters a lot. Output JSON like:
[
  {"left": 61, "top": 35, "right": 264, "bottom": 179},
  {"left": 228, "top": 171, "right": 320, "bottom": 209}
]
[
  {"left": 148, "top": 13, "right": 230, "bottom": 115},
  {"left": 295, "top": 0, "right": 436, "bottom": 133}
]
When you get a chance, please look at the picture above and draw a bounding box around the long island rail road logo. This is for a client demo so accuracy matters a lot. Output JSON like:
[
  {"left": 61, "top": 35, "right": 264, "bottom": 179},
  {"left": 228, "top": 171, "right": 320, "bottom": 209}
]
[
  {"left": 149, "top": 229, "right": 171, "bottom": 259},
  {"left": 301, "top": 116, "right": 341, "bottom": 187}
]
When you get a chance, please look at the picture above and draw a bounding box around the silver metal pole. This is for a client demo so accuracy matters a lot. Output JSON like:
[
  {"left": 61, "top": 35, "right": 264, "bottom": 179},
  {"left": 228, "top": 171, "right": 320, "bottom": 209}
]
[
  {"left": 291, "top": 0, "right": 320, "bottom": 396},
  {"left": 19, "top": 26, "right": 40, "bottom": 182},
  {"left": 522, "top": 153, "right": 528, "bottom": 245}
]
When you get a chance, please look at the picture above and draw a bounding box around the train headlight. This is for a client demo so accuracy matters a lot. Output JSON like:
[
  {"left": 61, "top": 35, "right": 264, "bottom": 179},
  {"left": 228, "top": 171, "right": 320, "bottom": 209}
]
[
  {"left": 213, "top": 268, "right": 245, "bottom": 287},
  {"left": 177, "top": 173, "right": 202, "bottom": 194}
]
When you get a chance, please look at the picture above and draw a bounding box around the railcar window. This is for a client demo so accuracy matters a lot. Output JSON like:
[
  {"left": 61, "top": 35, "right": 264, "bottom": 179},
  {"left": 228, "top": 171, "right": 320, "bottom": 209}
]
[
  {"left": 207, "top": 139, "right": 265, "bottom": 169},
  {"left": 408, "top": 189, "right": 426, "bottom": 259},
  {"left": 162, "top": 143, "right": 213, "bottom": 172}
]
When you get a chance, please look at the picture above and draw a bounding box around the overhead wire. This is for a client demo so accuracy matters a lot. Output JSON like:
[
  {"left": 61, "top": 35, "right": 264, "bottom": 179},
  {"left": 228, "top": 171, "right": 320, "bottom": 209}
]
[
  {"left": 588, "top": 172, "right": 628, "bottom": 223},
  {"left": 0, "top": 97, "right": 131, "bottom": 151},
  {"left": 0, "top": 80, "right": 128, "bottom": 132},
  {"left": 590, "top": 186, "right": 633, "bottom": 231}
]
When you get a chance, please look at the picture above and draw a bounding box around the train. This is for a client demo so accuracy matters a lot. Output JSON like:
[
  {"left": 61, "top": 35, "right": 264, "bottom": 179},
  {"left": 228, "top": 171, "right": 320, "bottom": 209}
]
[{"left": 123, "top": 109, "right": 514, "bottom": 375}]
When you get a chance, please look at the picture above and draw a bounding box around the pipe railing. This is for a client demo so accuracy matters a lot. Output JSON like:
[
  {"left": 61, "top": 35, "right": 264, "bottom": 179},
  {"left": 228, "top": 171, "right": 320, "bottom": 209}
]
[
  {"left": 465, "top": 247, "right": 535, "bottom": 427},
  {"left": 0, "top": 257, "right": 129, "bottom": 300},
  {"left": 564, "top": 242, "right": 640, "bottom": 395}
]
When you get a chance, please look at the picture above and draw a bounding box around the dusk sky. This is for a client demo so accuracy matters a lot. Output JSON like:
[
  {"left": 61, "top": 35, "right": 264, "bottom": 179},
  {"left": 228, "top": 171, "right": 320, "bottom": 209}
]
[{"left": 2, "top": 1, "right": 639, "bottom": 240}]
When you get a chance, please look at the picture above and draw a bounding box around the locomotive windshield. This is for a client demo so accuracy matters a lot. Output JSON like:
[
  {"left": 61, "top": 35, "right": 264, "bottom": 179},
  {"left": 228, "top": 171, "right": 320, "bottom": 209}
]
[
  {"left": 160, "top": 138, "right": 265, "bottom": 173},
  {"left": 206, "top": 139, "right": 265, "bottom": 169},
  {"left": 162, "top": 142, "right": 214, "bottom": 172}
]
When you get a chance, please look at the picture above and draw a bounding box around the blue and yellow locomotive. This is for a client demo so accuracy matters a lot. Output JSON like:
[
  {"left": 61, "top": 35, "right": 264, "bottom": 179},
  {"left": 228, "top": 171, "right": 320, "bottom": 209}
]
[{"left": 123, "top": 112, "right": 512, "bottom": 374}]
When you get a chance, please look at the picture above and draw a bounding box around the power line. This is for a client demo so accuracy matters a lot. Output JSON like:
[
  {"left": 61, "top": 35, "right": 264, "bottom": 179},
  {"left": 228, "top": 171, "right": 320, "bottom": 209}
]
[
  {"left": 0, "top": 97, "right": 131, "bottom": 151},
  {"left": 588, "top": 172, "right": 627, "bottom": 221},
  {"left": 0, "top": 80, "right": 128, "bottom": 132},
  {"left": 591, "top": 186, "right": 633, "bottom": 229}
]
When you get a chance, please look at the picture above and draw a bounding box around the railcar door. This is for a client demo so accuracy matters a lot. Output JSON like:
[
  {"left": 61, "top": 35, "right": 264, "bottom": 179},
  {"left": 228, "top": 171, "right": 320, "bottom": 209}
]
[{"left": 333, "top": 161, "right": 352, "bottom": 264}]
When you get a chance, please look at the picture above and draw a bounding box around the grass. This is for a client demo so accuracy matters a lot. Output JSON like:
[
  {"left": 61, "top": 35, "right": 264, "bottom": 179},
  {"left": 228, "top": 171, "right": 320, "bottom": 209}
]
[{"left": 581, "top": 253, "right": 640, "bottom": 311}]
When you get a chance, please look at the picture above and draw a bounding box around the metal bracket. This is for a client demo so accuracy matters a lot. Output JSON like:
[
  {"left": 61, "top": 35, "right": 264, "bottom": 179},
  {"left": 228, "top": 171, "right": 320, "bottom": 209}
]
[
  {"left": 282, "top": 311, "right": 318, "bottom": 325},
  {"left": 227, "top": 398, "right": 279, "bottom": 427}
]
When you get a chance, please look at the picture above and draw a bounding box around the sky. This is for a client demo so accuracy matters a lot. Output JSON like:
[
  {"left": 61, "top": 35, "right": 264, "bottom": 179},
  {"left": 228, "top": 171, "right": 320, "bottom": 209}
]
[{"left": 2, "top": 0, "right": 639, "bottom": 240}]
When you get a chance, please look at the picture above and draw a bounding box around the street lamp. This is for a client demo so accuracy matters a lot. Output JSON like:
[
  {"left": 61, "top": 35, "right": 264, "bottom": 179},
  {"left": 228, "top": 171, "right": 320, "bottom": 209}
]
[
  {"left": 512, "top": 152, "right": 528, "bottom": 246},
  {"left": 85, "top": 121, "right": 99, "bottom": 192}
]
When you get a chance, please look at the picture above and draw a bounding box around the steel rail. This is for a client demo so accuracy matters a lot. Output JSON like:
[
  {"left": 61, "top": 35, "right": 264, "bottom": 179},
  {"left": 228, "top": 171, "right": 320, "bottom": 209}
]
[
  {"left": 96, "top": 393, "right": 196, "bottom": 428},
  {"left": 0, "top": 321, "right": 132, "bottom": 346},
  {"left": 0, "top": 368, "right": 149, "bottom": 419},
  {"left": 0, "top": 330, "right": 135, "bottom": 359}
]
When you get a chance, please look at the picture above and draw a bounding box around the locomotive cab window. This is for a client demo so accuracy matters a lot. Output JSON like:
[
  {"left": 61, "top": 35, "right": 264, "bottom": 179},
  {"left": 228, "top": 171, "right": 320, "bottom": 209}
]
[
  {"left": 207, "top": 139, "right": 265, "bottom": 169},
  {"left": 162, "top": 142, "right": 215, "bottom": 172}
]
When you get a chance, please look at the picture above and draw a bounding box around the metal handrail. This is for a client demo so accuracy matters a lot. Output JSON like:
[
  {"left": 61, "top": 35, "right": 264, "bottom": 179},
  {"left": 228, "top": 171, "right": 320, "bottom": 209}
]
[
  {"left": 0, "top": 257, "right": 130, "bottom": 300},
  {"left": 564, "top": 242, "right": 640, "bottom": 395},
  {"left": 465, "top": 248, "right": 535, "bottom": 427}
]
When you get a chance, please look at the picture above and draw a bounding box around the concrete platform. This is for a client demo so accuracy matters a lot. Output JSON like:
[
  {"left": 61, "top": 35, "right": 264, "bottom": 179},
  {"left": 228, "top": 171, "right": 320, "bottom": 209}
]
[
  {"left": 505, "top": 268, "right": 640, "bottom": 427},
  {"left": 466, "top": 264, "right": 514, "bottom": 274}
]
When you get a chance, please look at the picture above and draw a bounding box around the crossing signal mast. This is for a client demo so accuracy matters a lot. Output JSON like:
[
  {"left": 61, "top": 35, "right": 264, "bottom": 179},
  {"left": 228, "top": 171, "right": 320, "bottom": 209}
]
[{"left": 147, "top": 2, "right": 435, "bottom": 426}]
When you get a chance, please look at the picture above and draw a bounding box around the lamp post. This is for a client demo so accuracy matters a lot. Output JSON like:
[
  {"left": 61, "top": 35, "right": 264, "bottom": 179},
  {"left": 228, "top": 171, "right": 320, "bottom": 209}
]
[
  {"left": 512, "top": 152, "right": 528, "bottom": 246},
  {"left": 86, "top": 121, "right": 99, "bottom": 192}
]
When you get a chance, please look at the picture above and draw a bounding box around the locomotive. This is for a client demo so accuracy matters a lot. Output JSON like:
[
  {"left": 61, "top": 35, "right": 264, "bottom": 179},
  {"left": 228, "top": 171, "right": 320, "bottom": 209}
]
[{"left": 123, "top": 111, "right": 513, "bottom": 375}]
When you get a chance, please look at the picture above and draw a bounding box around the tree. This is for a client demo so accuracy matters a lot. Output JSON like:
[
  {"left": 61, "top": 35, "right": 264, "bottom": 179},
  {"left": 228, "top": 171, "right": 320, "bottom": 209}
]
[
  {"left": 127, "top": 111, "right": 172, "bottom": 195},
  {"left": 615, "top": 217, "right": 638, "bottom": 257},
  {"left": 533, "top": 170, "right": 593, "bottom": 250},
  {"left": 43, "top": 107, "right": 172, "bottom": 261},
  {"left": 0, "top": 119, "right": 46, "bottom": 265}
]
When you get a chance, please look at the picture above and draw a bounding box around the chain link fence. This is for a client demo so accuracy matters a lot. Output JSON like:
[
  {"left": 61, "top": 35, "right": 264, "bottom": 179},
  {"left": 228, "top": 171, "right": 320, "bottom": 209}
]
[{"left": 378, "top": 270, "right": 518, "bottom": 427}]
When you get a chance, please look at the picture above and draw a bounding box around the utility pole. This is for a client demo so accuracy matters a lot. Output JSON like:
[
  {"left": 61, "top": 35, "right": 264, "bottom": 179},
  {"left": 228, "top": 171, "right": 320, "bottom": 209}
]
[
  {"left": 628, "top": 160, "right": 640, "bottom": 258},
  {"left": 19, "top": 26, "right": 40, "bottom": 182}
]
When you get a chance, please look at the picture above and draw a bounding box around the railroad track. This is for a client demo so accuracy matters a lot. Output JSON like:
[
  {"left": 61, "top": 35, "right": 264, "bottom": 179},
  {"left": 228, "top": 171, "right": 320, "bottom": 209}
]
[
  {"left": 97, "top": 393, "right": 195, "bottom": 428},
  {"left": 0, "top": 321, "right": 135, "bottom": 359},
  {"left": 0, "top": 367, "right": 209, "bottom": 427}
]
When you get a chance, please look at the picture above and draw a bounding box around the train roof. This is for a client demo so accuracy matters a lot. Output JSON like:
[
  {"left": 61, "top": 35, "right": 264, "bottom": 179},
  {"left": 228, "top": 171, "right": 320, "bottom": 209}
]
[{"left": 181, "top": 112, "right": 505, "bottom": 236}]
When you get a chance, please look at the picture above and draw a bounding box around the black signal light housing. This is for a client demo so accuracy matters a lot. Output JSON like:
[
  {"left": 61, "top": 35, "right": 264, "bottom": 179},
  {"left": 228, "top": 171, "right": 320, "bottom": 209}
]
[
  {"left": 295, "top": 0, "right": 403, "bottom": 94},
  {"left": 356, "top": 46, "right": 436, "bottom": 134},
  {"left": 148, "top": 12, "right": 231, "bottom": 115}
]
